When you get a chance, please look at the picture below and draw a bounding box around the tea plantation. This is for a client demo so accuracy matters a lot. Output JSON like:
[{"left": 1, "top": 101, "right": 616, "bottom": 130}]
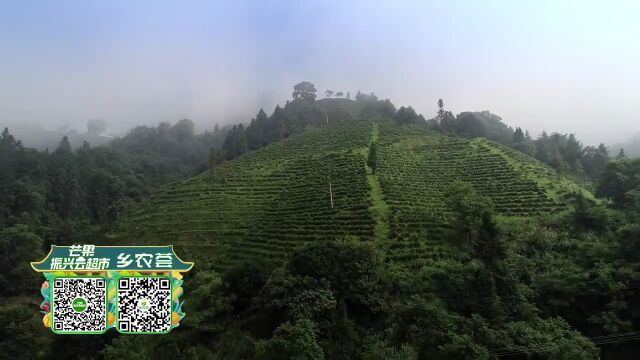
[{"left": 110, "top": 119, "right": 588, "bottom": 270}]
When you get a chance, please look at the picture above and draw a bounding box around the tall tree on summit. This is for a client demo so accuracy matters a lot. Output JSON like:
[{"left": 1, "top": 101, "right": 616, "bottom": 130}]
[
  {"left": 437, "top": 99, "right": 445, "bottom": 123},
  {"left": 292, "top": 81, "right": 317, "bottom": 102}
]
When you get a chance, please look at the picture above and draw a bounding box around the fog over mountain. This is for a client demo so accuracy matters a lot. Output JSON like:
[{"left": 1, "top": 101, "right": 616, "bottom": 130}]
[{"left": 1, "top": 1, "right": 639, "bottom": 147}]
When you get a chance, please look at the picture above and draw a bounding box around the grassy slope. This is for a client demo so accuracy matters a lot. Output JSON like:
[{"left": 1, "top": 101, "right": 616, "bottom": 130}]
[{"left": 110, "top": 119, "right": 591, "bottom": 270}]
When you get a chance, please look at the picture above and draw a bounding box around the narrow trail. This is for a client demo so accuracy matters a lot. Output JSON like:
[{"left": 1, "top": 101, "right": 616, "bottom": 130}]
[{"left": 364, "top": 123, "right": 390, "bottom": 243}]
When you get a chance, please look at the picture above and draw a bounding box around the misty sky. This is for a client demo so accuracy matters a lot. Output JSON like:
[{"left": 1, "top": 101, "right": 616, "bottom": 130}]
[{"left": 1, "top": 0, "right": 639, "bottom": 145}]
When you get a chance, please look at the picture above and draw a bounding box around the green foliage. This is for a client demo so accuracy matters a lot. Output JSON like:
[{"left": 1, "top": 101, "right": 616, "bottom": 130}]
[
  {"left": 571, "top": 192, "right": 609, "bottom": 233},
  {"left": 101, "top": 334, "right": 205, "bottom": 360},
  {"left": 366, "top": 142, "right": 377, "bottom": 174},
  {"left": 394, "top": 106, "right": 424, "bottom": 124},
  {"left": 182, "top": 269, "right": 229, "bottom": 330},
  {"left": 597, "top": 157, "right": 640, "bottom": 207},
  {"left": 428, "top": 106, "right": 610, "bottom": 179},
  {"left": 0, "top": 225, "right": 43, "bottom": 297},
  {"left": 375, "top": 123, "right": 566, "bottom": 266},
  {"left": 210, "top": 329, "right": 256, "bottom": 360},
  {"left": 222, "top": 124, "right": 248, "bottom": 160},
  {"left": 112, "top": 120, "right": 376, "bottom": 269},
  {"left": 0, "top": 122, "right": 224, "bottom": 247},
  {"left": 255, "top": 320, "right": 324, "bottom": 360},
  {"left": 456, "top": 113, "right": 486, "bottom": 138},
  {"left": 0, "top": 303, "right": 52, "bottom": 359},
  {"left": 617, "top": 223, "right": 640, "bottom": 262},
  {"left": 444, "top": 181, "right": 494, "bottom": 241},
  {"left": 503, "top": 318, "right": 599, "bottom": 359},
  {"left": 109, "top": 119, "right": 226, "bottom": 182},
  {"left": 288, "top": 239, "right": 388, "bottom": 312},
  {"left": 360, "top": 337, "right": 417, "bottom": 360},
  {"left": 222, "top": 261, "right": 270, "bottom": 312},
  {"left": 254, "top": 272, "right": 336, "bottom": 322},
  {"left": 292, "top": 81, "right": 318, "bottom": 102},
  {"left": 6, "top": 89, "right": 640, "bottom": 359}
]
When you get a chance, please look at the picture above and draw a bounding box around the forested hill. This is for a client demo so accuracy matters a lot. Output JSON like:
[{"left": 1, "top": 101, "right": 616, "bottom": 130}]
[
  {"left": 4, "top": 84, "right": 640, "bottom": 359},
  {"left": 100, "top": 96, "right": 640, "bottom": 359}
]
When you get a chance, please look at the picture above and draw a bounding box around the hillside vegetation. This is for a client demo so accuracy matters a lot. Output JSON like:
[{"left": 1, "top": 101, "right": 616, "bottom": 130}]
[
  {"left": 4, "top": 86, "right": 640, "bottom": 359},
  {"left": 110, "top": 117, "right": 585, "bottom": 270}
]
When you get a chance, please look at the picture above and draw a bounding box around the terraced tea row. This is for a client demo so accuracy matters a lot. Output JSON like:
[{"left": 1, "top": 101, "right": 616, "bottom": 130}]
[
  {"left": 111, "top": 119, "right": 587, "bottom": 271},
  {"left": 375, "top": 123, "right": 564, "bottom": 266},
  {"left": 109, "top": 120, "right": 374, "bottom": 270}
]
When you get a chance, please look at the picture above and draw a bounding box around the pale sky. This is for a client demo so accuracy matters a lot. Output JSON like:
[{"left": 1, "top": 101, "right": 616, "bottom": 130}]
[{"left": 1, "top": 0, "right": 639, "bottom": 145}]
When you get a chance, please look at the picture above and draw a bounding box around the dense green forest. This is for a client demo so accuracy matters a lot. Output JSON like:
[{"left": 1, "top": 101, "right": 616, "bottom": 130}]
[{"left": 2, "top": 83, "right": 640, "bottom": 359}]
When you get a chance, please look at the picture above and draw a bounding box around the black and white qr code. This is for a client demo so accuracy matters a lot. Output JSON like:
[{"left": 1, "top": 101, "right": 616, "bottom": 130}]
[
  {"left": 51, "top": 277, "right": 107, "bottom": 333},
  {"left": 117, "top": 277, "right": 172, "bottom": 333}
]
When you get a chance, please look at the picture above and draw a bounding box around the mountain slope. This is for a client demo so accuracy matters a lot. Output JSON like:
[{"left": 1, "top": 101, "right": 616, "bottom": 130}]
[{"left": 109, "top": 119, "right": 589, "bottom": 270}]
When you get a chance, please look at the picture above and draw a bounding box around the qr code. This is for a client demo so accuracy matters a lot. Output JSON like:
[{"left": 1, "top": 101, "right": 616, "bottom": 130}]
[
  {"left": 51, "top": 277, "right": 107, "bottom": 333},
  {"left": 117, "top": 277, "right": 172, "bottom": 333}
]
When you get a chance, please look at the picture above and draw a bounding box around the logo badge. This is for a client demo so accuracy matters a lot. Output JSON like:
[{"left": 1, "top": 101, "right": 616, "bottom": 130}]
[
  {"left": 137, "top": 298, "right": 151, "bottom": 312},
  {"left": 72, "top": 297, "right": 87, "bottom": 313}
]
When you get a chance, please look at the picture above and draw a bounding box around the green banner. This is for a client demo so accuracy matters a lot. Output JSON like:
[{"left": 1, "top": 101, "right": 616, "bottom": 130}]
[{"left": 31, "top": 245, "right": 193, "bottom": 272}]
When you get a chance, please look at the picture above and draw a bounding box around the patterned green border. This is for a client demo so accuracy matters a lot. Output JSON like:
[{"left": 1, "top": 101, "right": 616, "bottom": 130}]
[
  {"left": 50, "top": 276, "right": 108, "bottom": 335},
  {"left": 115, "top": 275, "right": 173, "bottom": 334}
]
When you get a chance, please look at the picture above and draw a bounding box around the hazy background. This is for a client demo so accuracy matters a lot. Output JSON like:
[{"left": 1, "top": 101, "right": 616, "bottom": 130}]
[{"left": 1, "top": 0, "right": 639, "bottom": 146}]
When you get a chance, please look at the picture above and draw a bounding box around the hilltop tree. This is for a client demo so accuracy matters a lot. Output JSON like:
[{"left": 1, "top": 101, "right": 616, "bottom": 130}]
[
  {"left": 292, "top": 81, "right": 317, "bottom": 102},
  {"left": 437, "top": 99, "right": 445, "bottom": 123},
  {"left": 171, "top": 119, "right": 195, "bottom": 142},
  {"left": 512, "top": 127, "right": 534, "bottom": 155},
  {"left": 395, "top": 106, "right": 424, "bottom": 124},
  {"left": 456, "top": 113, "right": 486, "bottom": 138},
  {"left": 378, "top": 99, "right": 396, "bottom": 118},
  {"left": 346, "top": 92, "right": 351, "bottom": 99},
  {"left": 325, "top": 90, "right": 334, "bottom": 97},
  {"left": 435, "top": 100, "right": 457, "bottom": 133},
  {"left": 335, "top": 91, "right": 343, "bottom": 97}
]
